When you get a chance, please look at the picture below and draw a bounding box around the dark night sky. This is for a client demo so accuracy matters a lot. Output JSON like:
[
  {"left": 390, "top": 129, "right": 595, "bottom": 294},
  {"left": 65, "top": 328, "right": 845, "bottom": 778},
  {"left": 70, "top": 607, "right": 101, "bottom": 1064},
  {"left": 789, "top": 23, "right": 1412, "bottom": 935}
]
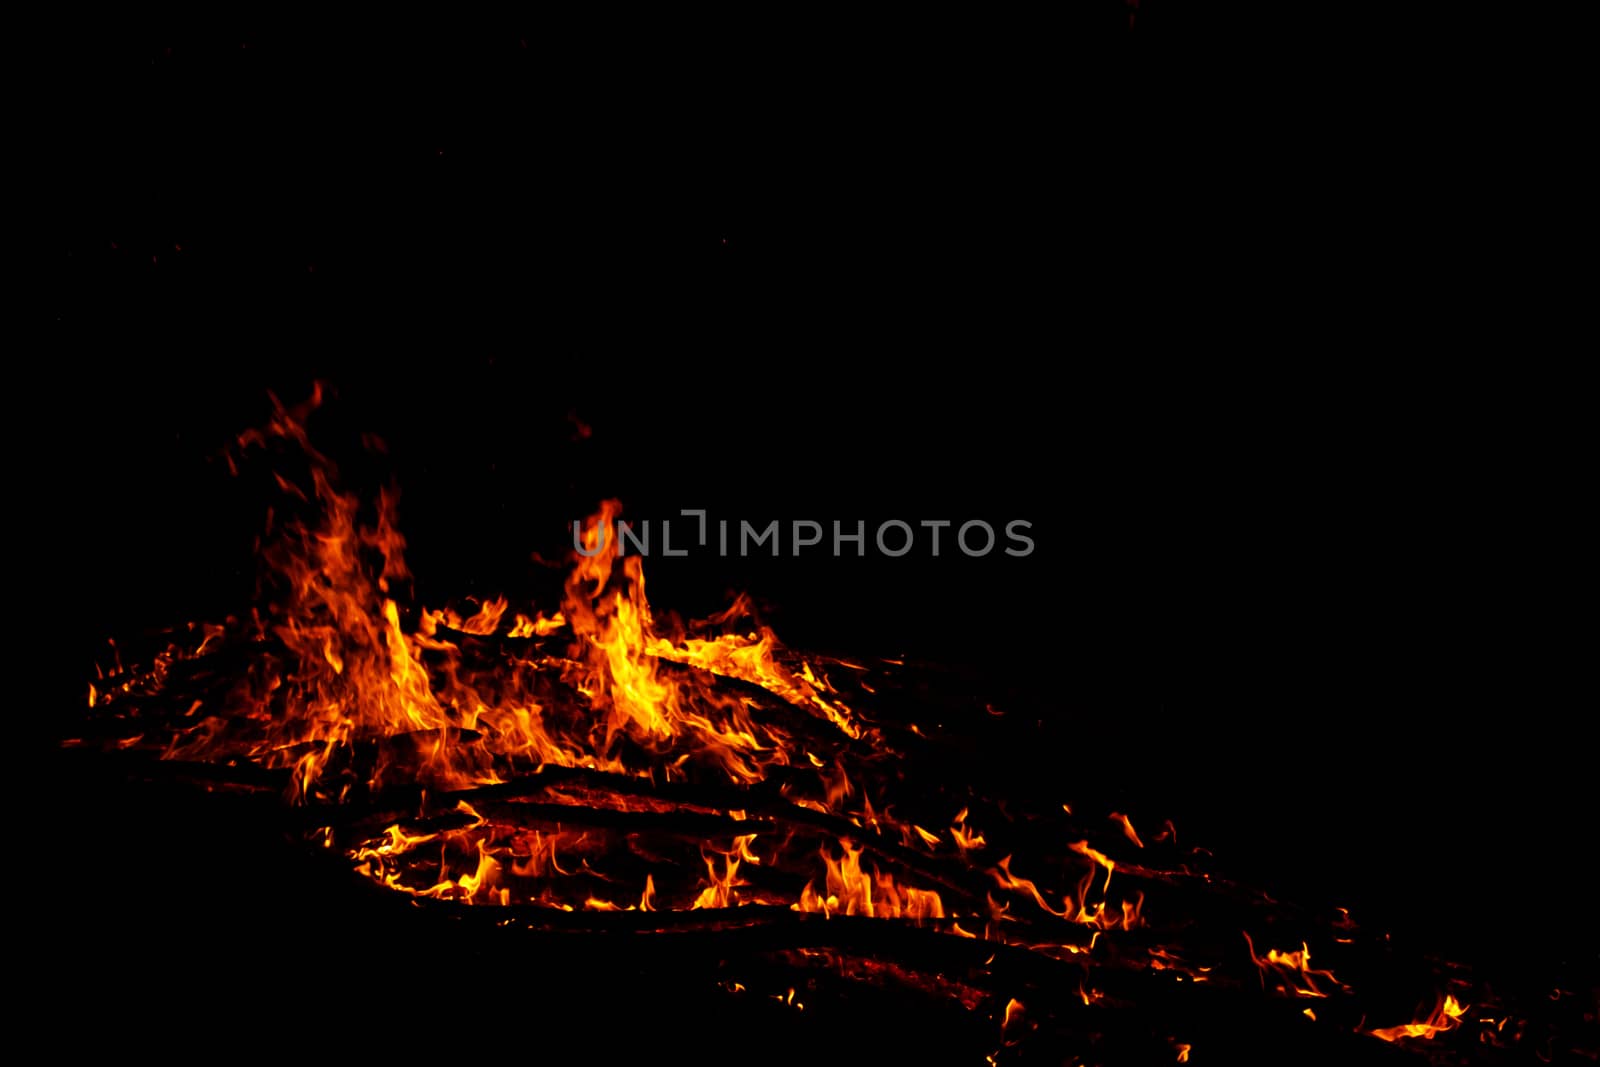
[{"left": 44, "top": 19, "right": 1594, "bottom": 978}]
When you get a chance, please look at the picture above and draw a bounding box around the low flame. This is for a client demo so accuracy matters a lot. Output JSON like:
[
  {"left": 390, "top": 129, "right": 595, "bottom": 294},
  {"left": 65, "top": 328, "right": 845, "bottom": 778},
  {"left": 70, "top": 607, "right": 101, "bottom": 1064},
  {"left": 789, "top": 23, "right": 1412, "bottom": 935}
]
[
  {"left": 1369, "top": 994, "right": 1469, "bottom": 1042},
  {"left": 951, "top": 807, "right": 987, "bottom": 852},
  {"left": 1244, "top": 933, "right": 1346, "bottom": 999},
  {"left": 691, "top": 834, "right": 761, "bottom": 910},
  {"left": 795, "top": 840, "right": 945, "bottom": 921}
]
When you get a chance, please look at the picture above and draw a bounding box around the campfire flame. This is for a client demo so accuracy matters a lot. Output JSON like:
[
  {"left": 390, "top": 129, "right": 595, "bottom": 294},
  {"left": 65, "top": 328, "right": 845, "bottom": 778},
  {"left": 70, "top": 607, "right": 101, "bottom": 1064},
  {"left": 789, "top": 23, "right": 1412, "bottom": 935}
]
[{"left": 72, "top": 388, "right": 1588, "bottom": 1064}]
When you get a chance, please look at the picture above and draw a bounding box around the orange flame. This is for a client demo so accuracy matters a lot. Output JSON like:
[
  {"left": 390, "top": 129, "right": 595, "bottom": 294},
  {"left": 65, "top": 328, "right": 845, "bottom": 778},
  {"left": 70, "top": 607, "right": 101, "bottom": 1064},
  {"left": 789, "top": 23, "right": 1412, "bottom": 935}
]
[
  {"left": 795, "top": 840, "right": 945, "bottom": 921},
  {"left": 951, "top": 807, "right": 987, "bottom": 852},
  {"left": 165, "top": 394, "right": 868, "bottom": 804},
  {"left": 1243, "top": 933, "right": 1346, "bottom": 999},
  {"left": 1369, "top": 994, "right": 1469, "bottom": 1042},
  {"left": 1109, "top": 812, "right": 1144, "bottom": 849},
  {"left": 690, "top": 834, "right": 761, "bottom": 910}
]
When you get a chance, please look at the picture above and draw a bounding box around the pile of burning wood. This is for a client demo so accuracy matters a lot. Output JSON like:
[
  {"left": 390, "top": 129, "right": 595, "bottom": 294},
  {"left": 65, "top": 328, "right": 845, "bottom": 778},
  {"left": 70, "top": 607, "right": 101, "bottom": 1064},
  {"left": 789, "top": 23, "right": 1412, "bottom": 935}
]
[{"left": 67, "top": 388, "right": 1594, "bottom": 1064}]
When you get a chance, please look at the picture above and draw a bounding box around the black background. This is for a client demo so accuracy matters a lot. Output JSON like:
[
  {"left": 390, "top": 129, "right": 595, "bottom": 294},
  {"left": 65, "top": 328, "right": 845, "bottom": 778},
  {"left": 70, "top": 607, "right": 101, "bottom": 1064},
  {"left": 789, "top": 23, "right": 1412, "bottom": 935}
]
[{"left": 42, "top": 16, "right": 1591, "bottom": 1052}]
